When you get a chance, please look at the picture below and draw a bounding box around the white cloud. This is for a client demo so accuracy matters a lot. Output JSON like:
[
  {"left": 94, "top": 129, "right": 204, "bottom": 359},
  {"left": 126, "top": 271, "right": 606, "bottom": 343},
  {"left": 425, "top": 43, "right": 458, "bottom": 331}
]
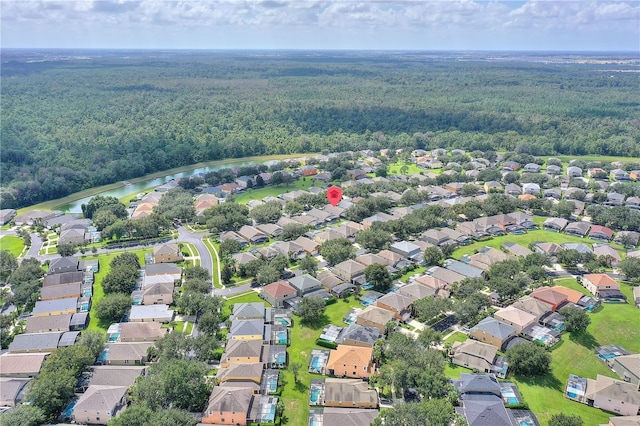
[{"left": 1, "top": 0, "right": 638, "bottom": 49}]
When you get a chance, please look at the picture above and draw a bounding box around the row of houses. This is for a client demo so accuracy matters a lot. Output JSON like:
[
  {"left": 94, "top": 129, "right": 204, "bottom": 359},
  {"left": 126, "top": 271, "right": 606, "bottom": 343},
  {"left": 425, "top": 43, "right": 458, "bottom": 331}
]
[{"left": 201, "top": 303, "right": 290, "bottom": 425}]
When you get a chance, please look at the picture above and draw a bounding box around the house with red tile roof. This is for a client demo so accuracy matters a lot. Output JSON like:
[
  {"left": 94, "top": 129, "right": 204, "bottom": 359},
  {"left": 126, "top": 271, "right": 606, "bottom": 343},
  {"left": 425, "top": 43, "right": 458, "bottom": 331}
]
[
  {"left": 261, "top": 281, "right": 297, "bottom": 308},
  {"left": 582, "top": 274, "right": 620, "bottom": 297}
]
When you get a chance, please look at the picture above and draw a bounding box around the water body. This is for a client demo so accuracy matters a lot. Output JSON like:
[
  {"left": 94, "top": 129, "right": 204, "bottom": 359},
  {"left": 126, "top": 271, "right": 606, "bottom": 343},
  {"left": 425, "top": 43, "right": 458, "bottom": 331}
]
[{"left": 59, "top": 161, "right": 257, "bottom": 213}]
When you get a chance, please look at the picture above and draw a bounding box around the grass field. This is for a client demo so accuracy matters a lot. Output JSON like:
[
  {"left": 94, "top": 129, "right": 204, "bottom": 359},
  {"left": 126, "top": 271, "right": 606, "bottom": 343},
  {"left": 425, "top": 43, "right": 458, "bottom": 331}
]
[
  {"left": 205, "top": 237, "right": 223, "bottom": 289},
  {"left": 0, "top": 235, "right": 25, "bottom": 257},
  {"left": 452, "top": 228, "right": 626, "bottom": 259},
  {"left": 85, "top": 249, "right": 151, "bottom": 332},
  {"left": 549, "top": 154, "right": 640, "bottom": 165},
  {"left": 234, "top": 177, "right": 316, "bottom": 204}
]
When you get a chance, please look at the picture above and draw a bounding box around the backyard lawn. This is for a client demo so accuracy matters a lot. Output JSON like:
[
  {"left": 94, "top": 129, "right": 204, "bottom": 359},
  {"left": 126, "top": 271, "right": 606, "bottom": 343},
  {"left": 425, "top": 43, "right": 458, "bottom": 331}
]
[
  {"left": 85, "top": 249, "right": 151, "bottom": 332},
  {"left": 0, "top": 235, "right": 25, "bottom": 257},
  {"left": 452, "top": 228, "right": 626, "bottom": 259},
  {"left": 234, "top": 177, "right": 316, "bottom": 204}
]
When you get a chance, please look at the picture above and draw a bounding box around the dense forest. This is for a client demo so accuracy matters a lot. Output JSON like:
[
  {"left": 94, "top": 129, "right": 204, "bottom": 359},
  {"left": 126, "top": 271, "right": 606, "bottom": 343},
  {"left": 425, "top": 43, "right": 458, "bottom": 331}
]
[{"left": 1, "top": 50, "right": 639, "bottom": 208}]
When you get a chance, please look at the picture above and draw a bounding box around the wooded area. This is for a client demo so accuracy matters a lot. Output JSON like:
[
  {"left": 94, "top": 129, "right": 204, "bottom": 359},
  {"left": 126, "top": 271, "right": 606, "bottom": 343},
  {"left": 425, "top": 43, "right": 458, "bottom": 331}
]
[{"left": 2, "top": 50, "right": 638, "bottom": 208}]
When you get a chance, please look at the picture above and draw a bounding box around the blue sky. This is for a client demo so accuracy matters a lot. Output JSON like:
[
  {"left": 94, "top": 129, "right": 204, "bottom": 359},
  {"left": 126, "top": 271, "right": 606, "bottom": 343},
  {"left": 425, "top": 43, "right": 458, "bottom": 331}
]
[{"left": 1, "top": 1, "right": 639, "bottom": 51}]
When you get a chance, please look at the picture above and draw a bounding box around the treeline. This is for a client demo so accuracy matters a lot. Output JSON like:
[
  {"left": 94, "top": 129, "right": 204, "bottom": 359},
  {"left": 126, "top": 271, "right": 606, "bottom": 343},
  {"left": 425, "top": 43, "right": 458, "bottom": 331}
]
[{"left": 2, "top": 51, "right": 639, "bottom": 208}]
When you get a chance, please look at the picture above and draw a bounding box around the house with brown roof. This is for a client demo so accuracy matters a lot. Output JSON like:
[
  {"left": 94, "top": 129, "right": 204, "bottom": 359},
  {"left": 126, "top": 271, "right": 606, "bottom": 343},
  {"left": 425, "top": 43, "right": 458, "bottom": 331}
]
[
  {"left": 294, "top": 236, "right": 320, "bottom": 255},
  {"left": 43, "top": 271, "right": 84, "bottom": 287},
  {"left": 428, "top": 266, "right": 466, "bottom": 287},
  {"left": 327, "top": 345, "right": 375, "bottom": 379},
  {"left": 531, "top": 287, "right": 569, "bottom": 312},
  {"left": 261, "top": 280, "right": 297, "bottom": 308},
  {"left": 376, "top": 249, "right": 406, "bottom": 268},
  {"left": 73, "top": 385, "right": 128, "bottom": 425},
  {"left": 25, "top": 314, "right": 72, "bottom": 333},
  {"left": 0, "top": 353, "right": 49, "bottom": 378},
  {"left": 450, "top": 340, "right": 499, "bottom": 374},
  {"left": 323, "top": 378, "right": 379, "bottom": 409},
  {"left": 582, "top": 274, "right": 620, "bottom": 297},
  {"left": 333, "top": 260, "right": 366, "bottom": 283},
  {"left": 354, "top": 253, "right": 388, "bottom": 268},
  {"left": 355, "top": 305, "right": 396, "bottom": 334},
  {"left": 202, "top": 385, "right": 260, "bottom": 425},
  {"left": 398, "top": 282, "right": 436, "bottom": 300},
  {"left": 532, "top": 242, "right": 563, "bottom": 258},
  {"left": 414, "top": 274, "right": 450, "bottom": 298},
  {"left": 512, "top": 296, "right": 553, "bottom": 321},
  {"left": 501, "top": 242, "right": 532, "bottom": 258},
  {"left": 238, "top": 225, "right": 269, "bottom": 244},
  {"left": 549, "top": 286, "right": 585, "bottom": 304},
  {"left": 572, "top": 374, "right": 640, "bottom": 416},
  {"left": 100, "top": 342, "right": 154, "bottom": 365},
  {"left": 493, "top": 306, "right": 537, "bottom": 334},
  {"left": 593, "top": 244, "right": 622, "bottom": 265},
  {"left": 0, "top": 377, "right": 30, "bottom": 407},
  {"left": 565, "top": 221, "right": 591, "bottom": 237},
  {"left": 375, "top": 292, "right": 415, "bottom": 322},
  {"left": 317, "top": 270, "right": 344, "bottom": 292},
  {"left": 153, "top": 242, "right": 183, "bottom": 264},
  {"left": 118, "top": 322, "right": 168, "bottom": 342},
  {"left": 40, "top": 283, "right": 82, "bottom": 301},
  {"left": 141, "top": 282, "right": 174, "bottom": 305},
  {"left": 216, "top": 362, "right": 264, "bottom": 385},
  {"left": 220, "top": 339, "right": 267, "bottom": 368}
]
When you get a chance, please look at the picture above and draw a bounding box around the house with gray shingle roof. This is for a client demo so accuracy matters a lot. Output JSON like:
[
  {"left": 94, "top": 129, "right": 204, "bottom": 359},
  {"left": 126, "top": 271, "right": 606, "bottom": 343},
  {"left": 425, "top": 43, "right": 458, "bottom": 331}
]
[
  {"left": 443, "top": 259, "right": 485, "bottom": 279},
  {"left": 288, "top": 274, "right": 323, "bottom": 297},
  {"left": 469, "top": 317, "right": 517, "bottom": 351},
  {"left": 8, "top": 332, "right": 64, "bottom": 353},
  {"left": 332, "top": 260, "right": 366, "bottom": 284}
]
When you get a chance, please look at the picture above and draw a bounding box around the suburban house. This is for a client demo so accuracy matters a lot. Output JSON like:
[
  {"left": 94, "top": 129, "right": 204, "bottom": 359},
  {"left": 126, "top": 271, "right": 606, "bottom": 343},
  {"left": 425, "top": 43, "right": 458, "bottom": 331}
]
[
  {"left": 25, "top": 314, "right": 72, "bottom": 333},
  {"left": 8, "top": 332, "right": 62, "bottom": 353},
  {"left": 99, "top": 342, "right": 153, "bottom": 365},
  {"left": 501, "top": 242, "right": 532, "bottom": 258},
  {"left": 565, "top": 221, "right": 591, "bottom": 237},
  {"left": 543, "top": 217, "right": 568, "bottom": 232},
  {"left": 73, "top": 385, "right": 128, "bottom": 425},
  {"left": 31, "top": 298, "right": 78, "bottom": 317},
  {"left": 450, "top": 340, "right": 502, "bottom": 376},
  {"left": 288, "top": 274, "right": 323, "bottom": 297},
  {"left": 117, "top": 322, "right": 168, "bottom": 342},
  {"left": 375, "top": 292, "right": 415, "bottom": 322},
  {"left": 522, "top": 183, "right": 541, "bottom": 195},
  {"left": 229, "top": 320, "right": 266, "bottom": 341},
  {"left": 231, "top": 303, "right": 272, "bottom": 322},
  {"left": 40, "top": 283, "right": 82, "bottom": 301},
  {"left": 326, "top": 345, "right": 375, "bottom": 379},
  {"left": 47, "top": 256, "right": 80, "bottom": 274},
  {"left": 493, "top": 306, "right": 537, "bottom": 334},
  {"left": 293, "top": 236, "right": 320, "bottom": 255},
  {"left": 611, "top": 169, "right": 631, "bottom": 181},
  {"left": 332, "top": 260, "right": 366, "bottom": 284},
  {"left": 590, "top": 225, "right": 615, "bottom": 241},
  {"left": 567, "top": 166, "right": 583, "bottom": 177},
  {"left": 454, "top": 373, "right": 518, "bottom": 426},
  {"left": 355, "top": 305, "right": 396, "bottom": 334},
  {"left": 0, "top": 353, "right": 49, "bottom": 378},
  {"left": 261, "top": 281, "right": 297, "bottom": 308},
  {"left": 443, "top": 259, "right": 485, "bottom": 279},
  {"left": 129, "top": 305, "right": 174, "bottom": 323},
  {"left": 469, "top": 317, "right": 517, "bottom": 351},
  {"left": 323, "top": 378, "right": 379, "bottom": 408},
  {"left": 238, "top": 225, "right": 269, "bottom": 244},
  {"left": 86, "top": 366, "right": 147, "bottom": 389},
  {"left": 414, "top": 275, "right": 451, "bottom": 298},
  {"left": 202, "top": 385, "right": 259, "bottom": 425},
  {"left": 581, "top": 274, "right": 621, "bottom": 298},
  {"left": 389, "top": 241, "right": 422, "bottom": 261},
  {"left": 523, "top": 163, "right": 540, "bottom": 173},
  {"left": 336, "top": 323, "right": 380, "bottom": 348},
  {"left": 531, "top": 287, "right": 568, "bottom": 312},
  {"left": 153, "top": 243, "right": 183, "bottom": 264},
  {"left": 216, "top": 362, "right": 264, "bottom": 384},
  {"left": 308, "top": 408, "right": 379, "bottom": 425},
  {"left": 0, "top": 377, "right": 30, "bottom": 407},
  {"left": 567, "top": 374, "right": 640, "bottom": 416},
  {"left": 610, "top": 354, "right": 640, "bottom": 388},
  {"left": 43, "top": 271, "right": 84, "bottom": 288},
  {"left": 546, "top": 164, "right": 562, "bottom": 175},
  {"left": 220, "top": 339, "right": 267, "bottom": 368}
]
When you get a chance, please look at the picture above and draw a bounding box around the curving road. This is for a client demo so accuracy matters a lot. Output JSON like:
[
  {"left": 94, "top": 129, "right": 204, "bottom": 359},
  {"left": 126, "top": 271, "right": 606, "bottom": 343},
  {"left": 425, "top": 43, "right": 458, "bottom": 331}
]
[{"left": 177, "top": 227, "right": 215, "bottom": 290}]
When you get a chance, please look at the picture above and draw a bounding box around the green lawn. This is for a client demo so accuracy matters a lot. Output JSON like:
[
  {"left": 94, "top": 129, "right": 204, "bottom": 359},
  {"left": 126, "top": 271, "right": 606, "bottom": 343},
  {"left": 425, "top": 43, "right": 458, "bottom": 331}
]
[
  {"left": 234, "top": 177, "right": 316, "bottom": 204},
  {"left": 85, "top": 249, "right": 151, "bottom": 332},
  {"left": 444, "top": 331, "right": 467, "bottom": 345},
  {"left": 205, "top": 237, "right": 223, "bottom": 289},
  {"left": 452, "top": 228, "right": 626, "bottom": 259},
  {"left": 549, "top": 154, "right": 640, "bottom": 164},
  {"left": 0, "top": 235, "right": 25, "bottom": 257}
]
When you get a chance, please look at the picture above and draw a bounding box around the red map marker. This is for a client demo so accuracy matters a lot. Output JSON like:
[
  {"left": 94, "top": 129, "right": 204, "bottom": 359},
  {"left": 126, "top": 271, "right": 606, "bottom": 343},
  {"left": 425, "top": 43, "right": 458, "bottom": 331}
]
[{"left": 326, "top": 186, "right": 343, "bottom": 207}]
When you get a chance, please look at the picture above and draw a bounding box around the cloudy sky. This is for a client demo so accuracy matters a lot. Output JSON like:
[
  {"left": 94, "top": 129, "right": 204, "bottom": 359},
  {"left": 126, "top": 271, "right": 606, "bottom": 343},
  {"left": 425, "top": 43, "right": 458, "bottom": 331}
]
[{"left": 2, "top": 0, "right": 639, "bottom": 51}]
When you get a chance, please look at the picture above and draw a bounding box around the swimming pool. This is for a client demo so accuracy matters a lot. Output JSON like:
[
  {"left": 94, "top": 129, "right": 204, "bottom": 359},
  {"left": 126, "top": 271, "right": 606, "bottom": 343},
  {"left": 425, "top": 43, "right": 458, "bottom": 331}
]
[
  {"left": 268, "top": 377, "right": 278, "bottom": 392},
  {"left": 310, "top": 388, "right": 321, "bottom": 404},
  {"left": 275, "top": 317, "right": 291, "bottom": 326},
  {"left": 310, "top": 356, "right": 323, "bottom": 371},
  {"left": 519, "top": 420, "right": 535, "bottom": 426},
  {"left": 60, "top": 400, "right": 76, "bottom": 420},
  {"left": 599, "top": 353, "right": 617, "bottom": 360},
  {"left": 277, "top": 331, "right": 287, "bottom": 344},
  {"left": 275, "top": 352, "right": 286, "bottom": 365},
  {"left": 567, "top": 392, "right": 578, "bottom": 398},
  {"left": 500, "top": 387, "right": 520, "bottom": 405}
]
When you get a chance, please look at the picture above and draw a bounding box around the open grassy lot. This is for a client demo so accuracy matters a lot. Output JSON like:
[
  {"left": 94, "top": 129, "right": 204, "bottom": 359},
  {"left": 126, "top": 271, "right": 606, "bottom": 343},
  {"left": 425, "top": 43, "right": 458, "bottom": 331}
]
[
  {"left": 85, "top": 249, "right": 151, "bottom": 332},
  {"left": 234, "top": 177, "right": 316, "bottom": 204},
  {"left": 452, "top": 228, "right": 625, "bottom": 259},
  {"left": 549, "top": 154, "right": 640, "bottom": 165},
  {"left": 0, "top": 235, "right": 25, "bottom": 257}
]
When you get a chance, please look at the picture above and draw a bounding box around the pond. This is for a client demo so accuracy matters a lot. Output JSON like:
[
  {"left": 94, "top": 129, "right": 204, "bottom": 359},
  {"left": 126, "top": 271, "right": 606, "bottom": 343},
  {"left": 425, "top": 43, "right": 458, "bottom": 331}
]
[{"left": 58, "top": 160, "right": 258, "bottom": 213}]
